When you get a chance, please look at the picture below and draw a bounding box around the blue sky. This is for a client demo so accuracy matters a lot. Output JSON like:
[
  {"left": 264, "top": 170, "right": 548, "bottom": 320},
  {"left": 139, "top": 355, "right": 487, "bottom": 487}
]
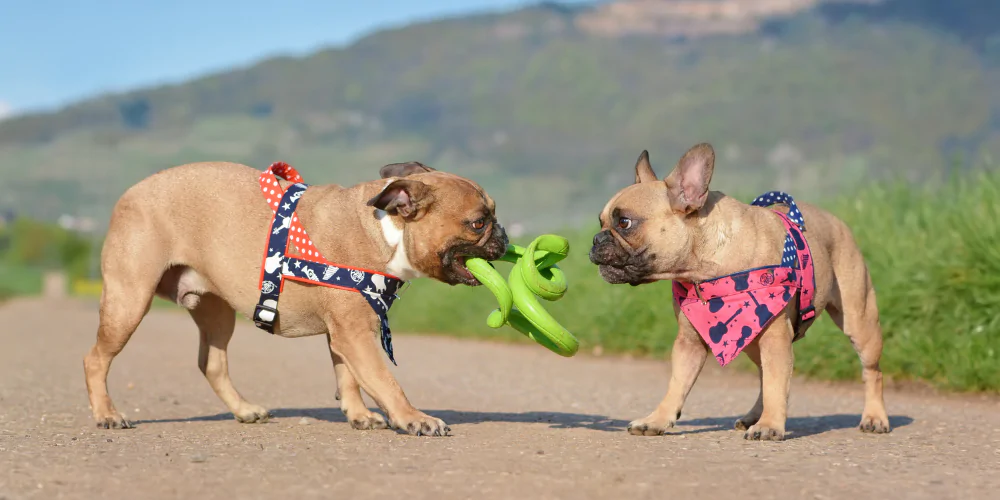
[{"left": 0, "top": 0, "right": 589, "bottom": 118}]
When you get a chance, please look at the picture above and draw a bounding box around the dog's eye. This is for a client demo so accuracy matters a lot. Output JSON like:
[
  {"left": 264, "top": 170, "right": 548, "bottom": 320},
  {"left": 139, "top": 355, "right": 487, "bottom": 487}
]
[
  {"left": 470, "top": 219, "right": 486, "bottom": 231},
  {"left": 617, "top": 217, "right": 632, "bottom": 230}
]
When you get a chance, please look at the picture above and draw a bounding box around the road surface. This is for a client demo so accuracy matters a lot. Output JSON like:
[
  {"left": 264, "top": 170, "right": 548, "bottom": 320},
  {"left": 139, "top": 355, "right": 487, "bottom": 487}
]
[{"left": 1, "top": 298, "right": 998, "bottom": 499}]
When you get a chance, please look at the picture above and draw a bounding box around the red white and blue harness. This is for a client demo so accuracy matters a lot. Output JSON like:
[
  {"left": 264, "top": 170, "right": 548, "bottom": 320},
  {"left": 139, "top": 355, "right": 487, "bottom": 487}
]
[{"left": 253, "top": 162, "right": 404, "bottom": 364}]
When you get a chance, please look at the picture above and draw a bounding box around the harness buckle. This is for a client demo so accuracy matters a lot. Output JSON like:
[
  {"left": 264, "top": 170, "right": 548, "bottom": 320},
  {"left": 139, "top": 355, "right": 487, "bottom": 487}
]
[
  {"left": 800, "top": 305, "right": 816, "bottom": 322},
  {"left": 693, "top": 282, "right": 707, "bottom": 304},
  {"left": 254, "top": 303, "right": 279, "bottom": 333}
]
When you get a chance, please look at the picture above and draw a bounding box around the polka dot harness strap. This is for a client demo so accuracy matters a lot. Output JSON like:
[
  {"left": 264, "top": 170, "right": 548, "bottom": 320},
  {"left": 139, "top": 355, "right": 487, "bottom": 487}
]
[
  {"left": 254, "top": 162, "right": 405, "bottom": 365},
  {"left": 670, "top": 191, "right": 817, "bottom": 367},
  {"left": 751, "top": 191, "right": 817, "bottom": 327}
]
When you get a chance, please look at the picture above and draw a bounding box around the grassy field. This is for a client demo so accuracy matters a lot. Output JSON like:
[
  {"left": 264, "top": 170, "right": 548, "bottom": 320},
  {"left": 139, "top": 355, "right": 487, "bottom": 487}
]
[{"left": 391, "top": 167, "right": 1000, "bottom": 393}]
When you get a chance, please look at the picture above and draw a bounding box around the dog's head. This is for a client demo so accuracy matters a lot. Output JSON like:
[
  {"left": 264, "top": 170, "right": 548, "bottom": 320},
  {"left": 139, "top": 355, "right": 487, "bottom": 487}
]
[
  {"left": 367, "top": 162, "right": 508, "bottom": 285},
  {"left": 589, "top": 143, "right": 716, "bottom": 285}
]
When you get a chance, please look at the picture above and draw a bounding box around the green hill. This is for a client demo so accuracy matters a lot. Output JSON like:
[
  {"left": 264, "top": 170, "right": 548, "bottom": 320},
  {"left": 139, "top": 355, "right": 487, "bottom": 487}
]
[{"left": 1, "top": 0, "right": 998, "bottom": 232}]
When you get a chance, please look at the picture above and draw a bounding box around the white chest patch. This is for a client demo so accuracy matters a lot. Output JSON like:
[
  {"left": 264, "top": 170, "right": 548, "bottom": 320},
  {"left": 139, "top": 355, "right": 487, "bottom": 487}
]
[{"left": 376, "top": 209, "right": 425, "bottom": 280}]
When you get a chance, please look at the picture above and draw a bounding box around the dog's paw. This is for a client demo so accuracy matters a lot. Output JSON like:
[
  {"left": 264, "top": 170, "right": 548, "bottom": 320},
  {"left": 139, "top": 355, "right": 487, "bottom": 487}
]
[
  {"left": 734, "top": 414, "right": 761, "bottom": 431},
  {"left": 347, "top": 410, "right": 388, "bottom": 431},
  {"left": 233, "top": 403, "right": 272, "bottom": 424},
  {"left": 390, "top": 411, "right": 450, "bottom": 437},
  {"left": 627, "top": 416, "right": 675, "bottom": 436},
  {"left": 858, "top": 414, "right": 891, "bottom": 434},
  {"left": 743, "top": 422, "right": 785, "bottom": 441},
  {"left": 94, "top": 413, "right": 133, "bottom": 430}
]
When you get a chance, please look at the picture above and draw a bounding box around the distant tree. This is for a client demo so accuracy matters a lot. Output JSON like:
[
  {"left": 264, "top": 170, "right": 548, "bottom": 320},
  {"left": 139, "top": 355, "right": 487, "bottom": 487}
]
[{"left": 118, "top": 98, "right": 151, "bottom": 129}]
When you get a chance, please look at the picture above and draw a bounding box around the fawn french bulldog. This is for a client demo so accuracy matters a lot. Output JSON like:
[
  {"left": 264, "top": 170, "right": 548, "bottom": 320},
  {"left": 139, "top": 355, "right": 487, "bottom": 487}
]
[
  {"left": 84, "top": 160, "right": 507, "bottom": 436},
  {"left": 589, "top": 143, "right": 889, "bottom": 440}
]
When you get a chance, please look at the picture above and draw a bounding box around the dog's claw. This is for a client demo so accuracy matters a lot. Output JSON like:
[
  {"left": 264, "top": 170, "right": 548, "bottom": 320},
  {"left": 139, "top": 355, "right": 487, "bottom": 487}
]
[
  {"left": 95, "top": 415, "right": 133, "bottom": 430},
  {"left": 233, "top": 404, "right": 272, "bottom": 424},
  {"left": 743, "top": 423, "right": 784, "bottom": 441},
  {"left": 396, "top": 413, "right": 449, "bottom": 437},
  {"left": 858, "top": 414, "right": 891, "bottom": 434},
  {"left": 626, "top": 417, "right": 674, "bottom": 436},
  {"left": 349, "top": 412, "right": 388, "bottom": 431}
]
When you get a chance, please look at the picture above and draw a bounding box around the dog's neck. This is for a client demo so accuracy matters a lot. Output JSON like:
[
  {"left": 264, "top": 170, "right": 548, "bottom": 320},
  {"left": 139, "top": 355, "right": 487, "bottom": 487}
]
[
  {"left": 682, "top": 193, "right": 788, "bottom": 282},
  {"left": 281, "top": 182, "right": 421, "bottom": 280},
  {"left": 373, "top": 208, "right": 426, "bottom": 280}
]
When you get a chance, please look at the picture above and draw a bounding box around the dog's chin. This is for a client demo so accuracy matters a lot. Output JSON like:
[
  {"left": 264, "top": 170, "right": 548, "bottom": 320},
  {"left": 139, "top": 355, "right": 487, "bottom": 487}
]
[{"left": 598, "top": 265, "right": 655, "bottom": 286}]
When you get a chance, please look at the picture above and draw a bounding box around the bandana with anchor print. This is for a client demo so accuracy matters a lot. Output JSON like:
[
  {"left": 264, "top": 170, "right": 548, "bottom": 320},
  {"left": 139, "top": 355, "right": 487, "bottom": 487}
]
[
  {"left": 254, "top": 162, "right": 404, "bottom": 365},
  {"left": 672, "top": 191, "right": 817, "bottom": 367}
]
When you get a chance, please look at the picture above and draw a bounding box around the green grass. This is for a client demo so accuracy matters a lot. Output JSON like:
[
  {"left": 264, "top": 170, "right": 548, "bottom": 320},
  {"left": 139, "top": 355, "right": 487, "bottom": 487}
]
[
  {"left": 0, "top": 264, "right": 45, "bottom": 297},
  {"left": 391, "top": 167, "right": 1000, "bottom": 393}
]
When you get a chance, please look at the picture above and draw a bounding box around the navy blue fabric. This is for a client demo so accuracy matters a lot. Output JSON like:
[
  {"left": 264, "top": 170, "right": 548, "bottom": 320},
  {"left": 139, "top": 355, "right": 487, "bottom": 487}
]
[
  {"left": 254, "top": 182, "right": 403, "bottom": 364},
  {"left": 749, "top": 190, "right": 816, "bottom": 334},
  {"left": 751, "top": 191, "right": 805, "bottom": 269}
]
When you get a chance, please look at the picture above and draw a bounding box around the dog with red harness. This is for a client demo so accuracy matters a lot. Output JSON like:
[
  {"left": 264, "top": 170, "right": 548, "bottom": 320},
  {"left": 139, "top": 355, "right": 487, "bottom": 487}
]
[{"left": 84, "top": 159, "right": 507, "bottom": 436}]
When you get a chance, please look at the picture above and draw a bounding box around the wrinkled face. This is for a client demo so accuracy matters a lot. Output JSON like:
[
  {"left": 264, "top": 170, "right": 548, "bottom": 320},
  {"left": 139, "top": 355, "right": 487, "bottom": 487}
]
[
  {"left": 367, "top": 163, "right": 508, "bottom": 286},
  {"left": 589, "top": 144, "right": 716, "bottom": 285},
  {"left": 590, "top": 183, "right": 693, "bottom": 285}
]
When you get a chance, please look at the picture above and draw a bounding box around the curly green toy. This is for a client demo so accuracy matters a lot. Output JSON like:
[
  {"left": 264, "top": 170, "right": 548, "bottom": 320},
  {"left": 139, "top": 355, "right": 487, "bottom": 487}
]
[{"left": 464, "top": 234, "right": 579, "bottom": 357}]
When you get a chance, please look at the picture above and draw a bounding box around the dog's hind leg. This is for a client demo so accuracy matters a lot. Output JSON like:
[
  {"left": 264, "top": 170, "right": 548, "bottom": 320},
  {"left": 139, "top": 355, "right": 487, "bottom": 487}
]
[
  {"left": 827, "top": 273, "right": 890, "bottom": 434},
  {"left": 84, "top": 279, "right": 152, "bottom": 429},
  {"left": 326, "top": 336, "right": 388, "bottom": 431},
  {"left": 191, "top": 293, "right": 271, "bottom": 423},
  {"left": 734, "top": 342, "right": 764, "bottom": 431},
  {"left": 84, "top": 214, "right": 161, "bottom": 429}
]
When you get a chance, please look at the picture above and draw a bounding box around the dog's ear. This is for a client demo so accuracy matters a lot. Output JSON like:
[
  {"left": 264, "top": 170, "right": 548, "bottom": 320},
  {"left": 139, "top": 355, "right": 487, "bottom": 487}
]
[
  {"left": 634, "top": 150, "right": 657, "bottom": 184},
  {"left": 379, "top": 161, "right": 435, "bottom": 179},
  {"left": 664, "top": 143, "right": 715, "bottom": 214},
  {"left": 366, "top": 179, "right": 436, "bottom": 220}
]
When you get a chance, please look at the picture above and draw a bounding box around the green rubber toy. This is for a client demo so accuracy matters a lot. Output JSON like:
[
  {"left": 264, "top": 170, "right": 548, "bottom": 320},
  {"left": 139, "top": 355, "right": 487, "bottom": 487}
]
[{"left": 465, "top": 234, "right": 579, "bottom": 357}]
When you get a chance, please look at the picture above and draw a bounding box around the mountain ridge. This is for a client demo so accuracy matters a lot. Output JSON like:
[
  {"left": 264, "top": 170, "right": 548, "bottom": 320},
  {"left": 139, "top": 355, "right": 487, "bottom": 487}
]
[{"left": 0, "top": 0, "right": 997, "bottom": 232}]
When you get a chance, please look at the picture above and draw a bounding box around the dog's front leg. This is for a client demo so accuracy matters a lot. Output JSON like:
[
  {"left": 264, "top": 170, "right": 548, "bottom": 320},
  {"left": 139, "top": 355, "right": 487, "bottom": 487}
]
[
  {"left": 327, "top": 319, "right": 449, "bottom": 437},
  {"left": 743, "top": 316, "right": 794, "bottom": 441},
  {"left": 628, "top": 325, "right": 708, "bottom": 436},
  {"left": 325, "top": 334, "right": 388, "bottom": 431}
]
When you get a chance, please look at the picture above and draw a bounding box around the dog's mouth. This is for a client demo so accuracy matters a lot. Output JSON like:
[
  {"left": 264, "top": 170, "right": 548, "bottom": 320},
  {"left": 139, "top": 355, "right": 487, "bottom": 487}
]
[
  {"left": 440, "top": 224, "right": 508, "bottom": 286},
  {"left": 590, "top": 236, "right": 655, "bottom": 286},
  {"left": 442, "top": 245, "right": 498, "bottom": 286},
  {"left": 597, "top": 264, "right": 655, "bottom": 286}
]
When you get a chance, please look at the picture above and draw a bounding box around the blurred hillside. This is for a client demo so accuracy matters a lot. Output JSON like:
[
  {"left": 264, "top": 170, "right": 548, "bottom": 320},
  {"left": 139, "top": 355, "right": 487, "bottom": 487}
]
[{"left": 1, "top": 0, "right": 998, "bottom": 232}]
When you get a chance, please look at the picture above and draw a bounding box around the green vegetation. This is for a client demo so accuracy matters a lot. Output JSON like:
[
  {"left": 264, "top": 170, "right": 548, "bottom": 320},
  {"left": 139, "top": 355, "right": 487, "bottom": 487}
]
[
  {"left": 0, "top": 218, "right": 96, "bottom": 297},
  {"left": 391, "top": 164, "right": 1000, "bottom": 393}
]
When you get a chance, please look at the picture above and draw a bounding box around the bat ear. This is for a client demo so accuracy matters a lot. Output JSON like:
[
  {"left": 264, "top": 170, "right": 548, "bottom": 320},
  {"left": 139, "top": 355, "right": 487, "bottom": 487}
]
[
  {"left": 665, "top": 143, "right": 715, "bottom": 214},
  {"left": 366, "top": 179, "right": 435, "bottom": 220}
]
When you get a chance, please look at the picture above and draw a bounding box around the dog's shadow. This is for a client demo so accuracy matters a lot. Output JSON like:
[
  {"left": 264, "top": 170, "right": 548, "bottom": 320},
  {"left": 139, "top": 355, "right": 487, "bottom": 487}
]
[
  {"left": 140, "top": 408, "right": 913, "bottom": 438},
  {"left": 140, "top": 408, "right": 629, "bottom": 432},
  {"left": 677, "top": 414, "right": 915, "bottom": 440}
]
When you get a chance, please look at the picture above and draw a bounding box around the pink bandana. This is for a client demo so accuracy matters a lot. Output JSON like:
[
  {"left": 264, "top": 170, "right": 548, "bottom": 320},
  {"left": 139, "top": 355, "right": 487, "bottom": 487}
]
[{"left": 672, "top": 192, "right": 816, "bottom": 367}]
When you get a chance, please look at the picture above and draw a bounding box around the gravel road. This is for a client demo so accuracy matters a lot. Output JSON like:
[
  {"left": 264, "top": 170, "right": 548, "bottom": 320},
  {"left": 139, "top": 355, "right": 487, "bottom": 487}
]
[{"left": 1, "top": 298, "right": 998, "bottom": 499}]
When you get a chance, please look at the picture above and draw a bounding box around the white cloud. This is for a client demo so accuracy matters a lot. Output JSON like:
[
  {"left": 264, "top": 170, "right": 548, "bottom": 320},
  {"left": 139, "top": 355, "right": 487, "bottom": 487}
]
[{"left": 0, "top": 101, "right": 12, "bottom": 121}]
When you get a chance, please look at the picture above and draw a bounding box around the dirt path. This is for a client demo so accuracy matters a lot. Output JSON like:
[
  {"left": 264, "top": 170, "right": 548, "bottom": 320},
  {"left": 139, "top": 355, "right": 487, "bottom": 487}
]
[{"left": 1, "top": 298, "right": 998, "bottom": 499}]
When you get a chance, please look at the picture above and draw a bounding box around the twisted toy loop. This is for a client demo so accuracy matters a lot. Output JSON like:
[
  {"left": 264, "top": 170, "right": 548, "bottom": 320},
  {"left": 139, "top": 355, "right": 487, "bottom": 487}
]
[{"left": 464, "top": 234, "right": 579, "bottom": 357}]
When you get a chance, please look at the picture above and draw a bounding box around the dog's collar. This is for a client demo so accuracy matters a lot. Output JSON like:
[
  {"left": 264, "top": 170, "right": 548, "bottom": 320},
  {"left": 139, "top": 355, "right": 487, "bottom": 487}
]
[
  {"left": 254, "top": 162, "right": 405, "bottom": 365},
  {"left": 672, "top": 191, "right": 817, "bottom": 367}
]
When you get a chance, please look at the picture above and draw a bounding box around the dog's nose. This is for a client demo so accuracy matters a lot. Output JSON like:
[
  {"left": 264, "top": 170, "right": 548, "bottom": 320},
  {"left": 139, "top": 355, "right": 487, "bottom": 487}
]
[
  {"left": 593, "top": 230, "right": 612, "bottom": 247},
  {"left": 494, "top": 222, "right": 509, "bottom": 246}
]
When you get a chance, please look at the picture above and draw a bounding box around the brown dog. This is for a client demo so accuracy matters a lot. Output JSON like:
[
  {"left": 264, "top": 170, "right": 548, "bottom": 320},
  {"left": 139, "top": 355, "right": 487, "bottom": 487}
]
[
  {"left": 83, "top": 161, "right": 507, "bottom": 436},
  {"left": 589, "top": 143, "right": 889, "bottom": 441}
]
